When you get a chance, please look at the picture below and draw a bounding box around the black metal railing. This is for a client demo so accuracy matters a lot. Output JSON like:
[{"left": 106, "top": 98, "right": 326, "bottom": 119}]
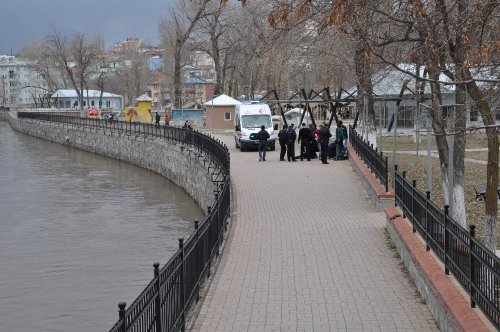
[
  {"left": 17, "top": 112, "right": 231, "bottom": 332},
  {"left": 395, "top": 168, "right": 500, "bottom": 329},
  {"left": 18, "top": 112, "right": 230, "bottom": 173},
  {"left": 348, "top": 125, "right": 389, "bottom": 192},
  {"left": 348, "top": 124, "right": 499, "bottom": 328}
]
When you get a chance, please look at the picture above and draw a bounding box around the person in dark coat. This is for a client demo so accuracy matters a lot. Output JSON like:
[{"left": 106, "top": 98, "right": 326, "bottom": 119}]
[
  {"left": 298, "top": 123, "right": 312, "bottom": 161},
  {"left": 319, "top": 123, "right": 332, "bottom": 164},
  {"left": 183, "top": 120, "right": 193, "bottom": 130},
  {"left": 308, "top": 124, "right": 318, "bottom": 159},
  {"left": 335, "top": 121, "right": 346, "bottom": 160},
  {"left": 277, "top": 124, "right": 288, "bottom": 161},
  {"left": 339, "top": 120, "right": 348, "bottom": 158},
  {"left": 155, "top": 112, "right": 161, "bottom": 127},
  {"left": 286, "top": 124, "right": 297, "bottom": 162},
  {"left": 256, "top": 125, "right": 270, "bottom": 161}
]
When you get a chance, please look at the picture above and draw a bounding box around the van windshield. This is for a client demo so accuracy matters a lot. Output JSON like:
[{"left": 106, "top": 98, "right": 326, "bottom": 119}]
[{"left": 241, "top": 115, "right": 272, "bottom": 129}]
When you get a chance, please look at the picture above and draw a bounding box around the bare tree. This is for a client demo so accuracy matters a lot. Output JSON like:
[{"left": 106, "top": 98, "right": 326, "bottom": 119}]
[
  {"left": 191, "top": 2, "right": 224, "bottom": 95},
  {"left": 160, "top": 0, "right": 212, "bottom": 108},
  {"left": 266, "top": 1, "right": 379, "bottom": 137},
  {"left": 18, "top": 41, "right": 63, "bottom": 95},
  {"left": 116, "top": 47, "right": 149, "bottom": 105},
  {"left": 46, "top": 31, "right": 100, "bottom": 116},
  {"left": 364, "top": 0, "right": 499, "bottom": 249}
]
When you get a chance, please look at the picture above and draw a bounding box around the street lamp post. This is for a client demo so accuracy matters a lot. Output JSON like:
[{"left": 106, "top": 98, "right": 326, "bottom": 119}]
[
  {"left": 420, "top": 103, "right": 434, "bottom": 193},
  {"left": 211, "top": 92, "right": 215, "bottom": 127},
  {"left": 392, "top": 105, "right": 398, "bottom": 191},
  {"left": 445, "top": 104, "right": 462, "bottom": 211}
]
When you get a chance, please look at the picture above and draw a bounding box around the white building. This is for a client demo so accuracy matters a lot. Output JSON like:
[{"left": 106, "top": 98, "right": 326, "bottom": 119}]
[
  {"left": 0, "top": 56, "right": 50, "bottom": 108},
  {"left": 342, "top": 64, "right": 499, "bottom": 128},
  {"left": 52, "top": 89, "right": 124, "bottom": 110}
]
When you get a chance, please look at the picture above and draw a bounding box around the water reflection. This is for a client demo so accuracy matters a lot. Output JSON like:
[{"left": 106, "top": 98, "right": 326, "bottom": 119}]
[{"left": 0, "top": 122, "right": 203, "bottom": 331}]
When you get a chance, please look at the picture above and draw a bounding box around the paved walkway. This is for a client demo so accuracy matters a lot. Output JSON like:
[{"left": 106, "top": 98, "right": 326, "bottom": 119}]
[{"left": 192, "top": 136, "right": 437, "bottom": 331}]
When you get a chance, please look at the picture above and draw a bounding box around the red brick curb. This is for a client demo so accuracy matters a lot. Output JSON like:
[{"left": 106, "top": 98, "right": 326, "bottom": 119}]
[
  {"left": 348, "top": 143, "right": 395, "bottom": 199},
  {"left": 387, "top": 209, "right": 494, "bottom": 331}
]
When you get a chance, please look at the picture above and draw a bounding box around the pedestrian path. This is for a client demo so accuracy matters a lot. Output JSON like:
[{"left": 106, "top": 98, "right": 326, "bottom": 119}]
[{"left": 192, "top": 136, "right": 437, "bottom": 331}]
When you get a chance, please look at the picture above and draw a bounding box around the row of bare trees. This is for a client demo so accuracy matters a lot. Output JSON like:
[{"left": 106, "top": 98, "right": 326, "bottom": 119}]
[
  {"left": 19, "top": 30, "right": 150, "bottom": 114},
  {"left": 157, "top": 0, "right": 355, "bottom": 106},
  {"left": 19, "top": 0, "right": 349, "bottom": 112}
]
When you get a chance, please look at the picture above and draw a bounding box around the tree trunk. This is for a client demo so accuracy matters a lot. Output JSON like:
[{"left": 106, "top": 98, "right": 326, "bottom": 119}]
[
  {"left": 354, "top": 42, "right": 376, "bottom": 147},
  {"left": 173, "top": 46, "right": 182, "bottom": 108},
  {"left": 426, "top": 65, "right": 450, "bottom": 201},
  {"left": 465, "top": 74, "right": 499, "bottom": 251},
  {"left": 450, "top": 79, "right": 467, "bottom": 227},
  {"left": 450, "top": 0, "right": 498, "bottom": 249}
]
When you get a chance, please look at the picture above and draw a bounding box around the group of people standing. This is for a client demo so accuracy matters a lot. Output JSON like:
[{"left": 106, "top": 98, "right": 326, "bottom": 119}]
[
  {"left": 154, "top": 112, "right": 172, "bottom": 127},
  {"left": 272, "top": 121, "right": 348, "bottom": 164}
]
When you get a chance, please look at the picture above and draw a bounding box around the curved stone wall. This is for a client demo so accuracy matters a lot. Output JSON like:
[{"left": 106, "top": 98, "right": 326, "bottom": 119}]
[{"left": 1, "top": 111, "right": 216, "bottom": 214}]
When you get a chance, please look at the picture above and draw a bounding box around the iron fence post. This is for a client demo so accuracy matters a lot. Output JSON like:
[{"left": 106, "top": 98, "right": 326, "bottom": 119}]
[
  {"left": 444, "top": 205, "right": 450, "bottom": 275},
  {"left": 178, "top": 238, "right": 185, "bottom": 332},
  {"left": 194, "top": 220, "right": 200, "bottom": 302},
  {"left": 402, "top": 171, "right": 407, "bottom": 218},
  {"left": 384, "top": 156, "right": 389, "bottom": 193},
  {"left": 425, "top": 191, "right": 431, "bottom": 251},
  {"left": 394, "top": 165, "right": 398, "bottom": 207},
  {"left": 412, "top": 180, "right": 416, "bottom": 233},
  {"left": 154, "top": 262, "right": 162, "bottom": 331},
  {"left": 214, "top": 192, "right": 220, "bottom": 256},
  {"left": 118, "top": 302, "right": 126, "bottom": 332},
  {"left": 207, "top": 206, "right": 212, "bottom": 278},
  {"left": 469, "top": 225, "right": 476, "bottom": 308}
]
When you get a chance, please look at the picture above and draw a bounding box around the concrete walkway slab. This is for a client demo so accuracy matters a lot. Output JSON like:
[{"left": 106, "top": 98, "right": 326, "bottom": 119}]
[{"left": 192, "top": 137, "right": 437, "bottom": 331}]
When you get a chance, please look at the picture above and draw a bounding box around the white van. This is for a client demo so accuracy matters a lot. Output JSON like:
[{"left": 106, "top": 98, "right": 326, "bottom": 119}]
[{"left": 234, "top": 102, "right": 276, "bottom": 151}]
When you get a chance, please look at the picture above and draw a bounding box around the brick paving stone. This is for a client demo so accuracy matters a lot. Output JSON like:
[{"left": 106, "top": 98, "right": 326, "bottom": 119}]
[{"left": 192, "top": 137, "right": 438, "bottom": 331}]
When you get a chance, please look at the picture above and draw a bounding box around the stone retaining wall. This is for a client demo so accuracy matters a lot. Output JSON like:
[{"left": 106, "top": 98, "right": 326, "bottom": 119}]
[{"left": 1, "top": 111, "right": 216, "bottom": 214}]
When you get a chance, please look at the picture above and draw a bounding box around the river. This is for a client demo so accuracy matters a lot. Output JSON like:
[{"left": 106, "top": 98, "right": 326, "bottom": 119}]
[{"left": 0, "top": 122, "right": 204, "bottom": 331}]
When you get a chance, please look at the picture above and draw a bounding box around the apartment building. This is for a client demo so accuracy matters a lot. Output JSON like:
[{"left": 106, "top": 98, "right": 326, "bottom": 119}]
[{"left": 0, "top": 56, "right": 50, "bottom": 108}]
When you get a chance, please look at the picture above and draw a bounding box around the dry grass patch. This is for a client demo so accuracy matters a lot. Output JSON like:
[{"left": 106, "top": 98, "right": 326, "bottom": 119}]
[
  {"left": 465, "top": 151, "right": 491, "bottom": 161},
  {"left": 378, "top": 132, "right": 490, "bottom": 152}
]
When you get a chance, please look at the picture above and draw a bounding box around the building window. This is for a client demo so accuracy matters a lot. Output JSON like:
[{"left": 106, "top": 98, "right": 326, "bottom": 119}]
[
  {"left": 224, "top": 112, "right": 231, "bottom": 121},
  {"left": 65, "top": 100, "right": 70, "bottom": 108},
  {"left": 91, "top": 101, "right": 95, "bottom": 106},
  {"left": 106, "top": 101, "right": 111, "bottom": 107}
]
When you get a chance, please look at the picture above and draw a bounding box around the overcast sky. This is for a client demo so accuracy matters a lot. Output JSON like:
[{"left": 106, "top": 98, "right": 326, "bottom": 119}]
[{"left": 0, "top": 0, "right": 174, "bottom": 55}]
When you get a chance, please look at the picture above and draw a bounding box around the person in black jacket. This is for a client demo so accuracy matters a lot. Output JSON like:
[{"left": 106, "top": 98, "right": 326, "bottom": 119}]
[
  {"left": 155, "top": 112, "right": 160, "bottom": 127},
  {"left": 286, "top": 124, "right": 297, "bottom": 162},
  {"left": 335, "top": 121, "right": 346, "bottom": 160},
  {"left": 319, "top": 123, "right": 332, "bottom": 164},
  {"left": 277, "top": 124, "right": 288, "bottom": 161},
  {"left": 256, "top": 125, "right": 270, "bottom": 161},
  {"left": 298, "top": 123, "right": 312, "bottom": 161},
  {"left": 339, "top": 120, "right": 348, "bottom": 158}
]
